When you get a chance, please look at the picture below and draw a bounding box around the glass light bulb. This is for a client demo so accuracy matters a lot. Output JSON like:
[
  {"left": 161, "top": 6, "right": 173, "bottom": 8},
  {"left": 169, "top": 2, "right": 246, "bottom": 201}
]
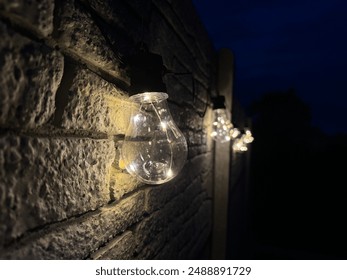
[
  {"left": 121, "top": 92, "right": 188, "bottom": 185},
  {"left": 230, "top": 127, "right": 240, "bottom": 139},
  {"left": 211, "top": 109, "right": 233, "bottom": 143},
  {"left": 243, "top": 129, "right": 254, "bottom": 144},
  {"left": 233, "top": 137, "right": 248, "bottom": 152}
]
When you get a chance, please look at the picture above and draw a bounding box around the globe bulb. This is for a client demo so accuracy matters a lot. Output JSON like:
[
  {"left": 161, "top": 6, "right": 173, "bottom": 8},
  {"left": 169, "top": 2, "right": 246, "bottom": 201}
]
[
  {"left": 233, "top": 137, "right": 248, "bottom": 152},
  {"left": 243, "top": 129, "right": 254, "bottom": 144},
  {"left": 211, "top": 109, "right": 233, "bottom": 143},
  {"left": 121, "top": 92, "right": 188, "bottom": 184},
  {"left": 230, "top": 127, "right": 240, "bottom": 139},
  {"left": 232, "top": 129, "right": 254, "bottom": 152}
]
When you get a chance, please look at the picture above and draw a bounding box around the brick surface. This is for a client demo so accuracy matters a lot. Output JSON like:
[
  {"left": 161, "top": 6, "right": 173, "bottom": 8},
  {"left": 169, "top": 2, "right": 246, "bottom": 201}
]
[
  {"left": 91, "top": 231, "right": 135, "bottom": 260},
  {"left": 0, "top": 191, "right": 145, "bottom": 259},
  {"left": 59, "top": 68, "right": 132, "bottom": 135},
  {"left": 134, "top": 211, "right": 168, "bottom": 259},
  {"left": 0, "top": 0, "right": 216, "bottom": 260},
  {"left": 0, "top": 22, "right": 63, "bottom": 129},
  {"left": 144, "top": 177, "right": 185, "bottom": 214},
  {"left": 152, "top": 0, "right": 210, "bottom": 79},
  {"left": 137, "top": 180, "right": 207, "bottom": 259},
  {"left": 0, "top": 0, "right": 54, "bottom": 37},
  {"left": 83, "top": 0, "right": 145, "bottom": 42},
  {"left": 57, "top": 0, "right": 128, "bottom": 84},
  {"left": 110, "top": 168, "right": 141, "bottom": 201},
  {"left": 0, "top": 133, "right": 115, "bottom": 246}
]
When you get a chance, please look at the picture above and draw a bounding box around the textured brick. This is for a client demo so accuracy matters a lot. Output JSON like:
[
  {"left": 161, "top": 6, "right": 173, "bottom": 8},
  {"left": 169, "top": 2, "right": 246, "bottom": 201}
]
[
  {"left": 110, "top": 168, "right": 141, "bottom": 200},
  {"left": 0, "top": 191, "right": 145, "bottom": 259},
  {"left": 0, "top": 0, "right": 54, "bottom": 37},
  {"left": 135, "top": 213, "right": 167, "bottom": 259},
  {"left": 178, "top": 201, "right": 212, "bottom": 259},
  {"left": 0, "top": 133, "right": 115, "bottom": 246},
  {"left": 144, "top": 178, "right": 182, "bottom": 214},
  {"left": 59, "top": 68, "right": 132, "bottom": 135},
  {"left": 201, "top": 170, "right": 214, "bottom": 199},
  {"left": 134, "top": 210, "right": 168, "bottom": 258},
  {"left": 0, "top": 0, "right": 218, "bottom": 261},
  {"left": 83, "top": 0, "right": 146, "bottom": 41},
  {"left": 190, "top": 205, "right": 212, "bottom": 258},
  {"left": 150, "top": 11, "right": 198, "bottom": 80},
  {"left": 91, "top": 231, "right": 135, "bottom": 260},
  {"left": 0, "top": 22, "right": 63, "bottom": 129},
  {"left": 153, "top": 196, "right": 210, "bottom": 260},
  {"left": 169, "top": 0, "right": 214, "bottom": 69},
  {"left": 57, "top": 0, "right": 128, "bottom": 84},
  {"left": 137, "top": 180, "right": 206, "bottom": 259}
]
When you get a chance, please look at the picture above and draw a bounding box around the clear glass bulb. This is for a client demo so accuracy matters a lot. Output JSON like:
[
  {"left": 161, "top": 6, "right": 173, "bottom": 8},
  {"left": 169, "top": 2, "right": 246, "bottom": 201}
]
[
  {"left": 233, "top": 137, "right": 248, "bottom": 152},
  {"left": 121, "top": 92, "right": 188, "bottom": 184},
  {"left": 230, "top": 127, "right": 240, "bottom": 139},
  {"left": 211, "top": 109, "right": 233, "bottom": 143},
  {"left": 243, "top": 129, "right": 254, "bottom": 143},
  {"left": 232, "top": 129, "right": 254, "bottom": 152}
]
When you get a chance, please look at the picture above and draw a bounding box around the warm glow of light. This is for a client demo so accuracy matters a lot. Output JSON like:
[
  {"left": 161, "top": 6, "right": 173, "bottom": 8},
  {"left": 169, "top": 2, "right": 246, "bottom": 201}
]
[
  {"left": 122, "top": 92, "right": 188, "bottom": 185},
  {"left": 119, "top": 158, "right": 126, "bottom": 169},
  {"left": 243, "top": 129, "right": 254, "bottom": 144},
  {"left": 160, "top": 121, "right": 167, "bottom": 130},
  {"left": 211, "top": 109, "right": 235, "bottom": 143},
  {"left": 133, "top": 114, "right": 141, "bottom": 123},
  {"left": 233, "top": 138, "right": 248, "bottom": 152},
  {"left": 230, "top": 128, "right": 240, "bottom": 139},
  {"left": 167, "top": 169, "right": 173, "bottom": 177},
  {"left": 232, "top": 129, "right": 254, "bottom": 152},
  {"left": 143, "top": 93, "right": 152, "bottom": 102}
]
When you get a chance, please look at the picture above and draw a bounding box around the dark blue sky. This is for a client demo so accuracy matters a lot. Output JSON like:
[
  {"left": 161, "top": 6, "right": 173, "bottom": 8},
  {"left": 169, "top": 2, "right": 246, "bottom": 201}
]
[{"left": 192, "top": 0, "right": 347, "bottom": 134}]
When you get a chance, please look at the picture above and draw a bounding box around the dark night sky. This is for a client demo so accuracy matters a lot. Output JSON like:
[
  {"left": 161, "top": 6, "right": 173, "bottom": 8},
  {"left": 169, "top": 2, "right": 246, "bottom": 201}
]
[{"left": 192, "top": 0, "right": 347, "bottom": 134}]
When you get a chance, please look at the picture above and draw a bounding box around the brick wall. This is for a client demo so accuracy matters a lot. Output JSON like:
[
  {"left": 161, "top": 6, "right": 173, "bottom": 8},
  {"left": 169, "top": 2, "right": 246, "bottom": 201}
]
[{"left": 0, "top": 0, "right": 215, "bottom": 259}]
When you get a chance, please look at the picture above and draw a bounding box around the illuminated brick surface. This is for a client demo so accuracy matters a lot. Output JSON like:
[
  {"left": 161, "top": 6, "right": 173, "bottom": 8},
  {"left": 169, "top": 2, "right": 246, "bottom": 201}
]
[{"left": 0, "top": 0, "right": 215, "bottom": 259}]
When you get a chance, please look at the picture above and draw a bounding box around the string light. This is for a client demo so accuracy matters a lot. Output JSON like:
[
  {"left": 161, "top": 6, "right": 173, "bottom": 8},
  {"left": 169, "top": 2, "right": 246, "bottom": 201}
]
[
  {"left": 122, "top": 92, "right": 187, "bottom": 185},
  {"left": 232, "top": 129, "right": 254, "bottom": 153},
  {"left": 121, "top": 47, "right": 188, "bottom": 185},
  {"left": 210, "top": 96, "right": 238, "bottom": 143}
]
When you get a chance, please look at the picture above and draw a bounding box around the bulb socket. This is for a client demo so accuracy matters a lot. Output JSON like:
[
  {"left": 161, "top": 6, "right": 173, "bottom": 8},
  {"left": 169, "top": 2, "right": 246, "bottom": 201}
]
[{"left": 128, "top": 47, "right": 167, "bottom": 94}]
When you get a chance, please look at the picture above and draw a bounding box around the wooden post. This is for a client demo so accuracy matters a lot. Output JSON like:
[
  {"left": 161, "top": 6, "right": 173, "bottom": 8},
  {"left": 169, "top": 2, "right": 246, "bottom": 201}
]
[{"left": 212, "top": 49, "right": 234, "bottom": 259}]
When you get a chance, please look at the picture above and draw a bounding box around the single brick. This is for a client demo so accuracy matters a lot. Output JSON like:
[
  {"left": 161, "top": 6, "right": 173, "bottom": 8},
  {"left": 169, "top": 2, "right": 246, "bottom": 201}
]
[
  {"left": 0, "top": 22, "right": 63, "bottom": 129},
  {"left": 0, "top": 0, "right": 54, "bottom": 37},
  {"left": 59, "top": 68, "right": 133, "bottom": 135},
  {"left": 0, "top": 133, "right": 115, "bottom": 246},
  {"left": 91, "top": 231, "right": 135, "bottom": 260},
  {"left": 57, "top": 0, "right": 128, "bottom": 84},
  {"left": 0, "top": 191, "right": 145, "bottom": 259}
]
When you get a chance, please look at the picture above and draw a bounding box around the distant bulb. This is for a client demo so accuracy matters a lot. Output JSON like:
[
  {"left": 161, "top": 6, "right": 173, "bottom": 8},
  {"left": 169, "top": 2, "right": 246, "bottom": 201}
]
[
  {"left": 232, "top": 129, "right": 254, "bottom": 152},
  {"left": 243, "top": 129, "right": 254, "bottom": 144},
  {"left": 230, "top": 127, "right": 240, "bottom": 139},
  {"left": 211, "top": 109, "right": 234, "bottom": 143},
  {"left": 233, "top": 137, "right": 248, "bottom": 152},
  {"left": 121, "top": 92, "right": 188, "bottom": 184}
]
